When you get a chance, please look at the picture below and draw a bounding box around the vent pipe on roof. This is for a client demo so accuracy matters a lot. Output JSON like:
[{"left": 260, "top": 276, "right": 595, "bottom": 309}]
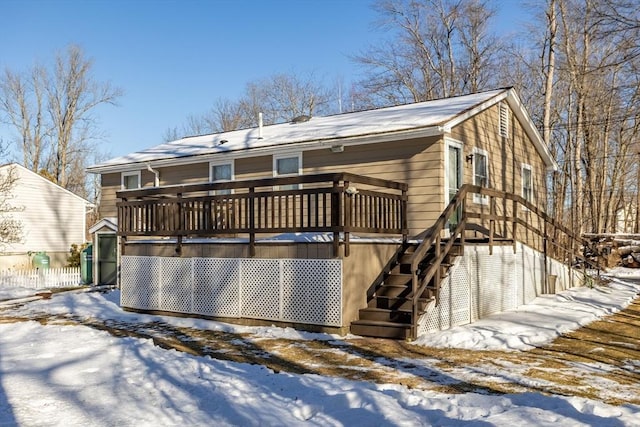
[{"left": 258, "top": 112, "right": 263, "bottom": 139}]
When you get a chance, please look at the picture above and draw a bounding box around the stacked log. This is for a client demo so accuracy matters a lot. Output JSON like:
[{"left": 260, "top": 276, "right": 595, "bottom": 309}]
[
  {"left": 583, "top": 234, "right": 640, "bottom": 268},
  {"left": 615, "top": 243, "right": 640, "bottom": 267}
]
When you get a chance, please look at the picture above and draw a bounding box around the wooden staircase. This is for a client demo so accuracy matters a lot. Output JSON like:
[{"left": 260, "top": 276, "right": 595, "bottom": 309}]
[
  {"left": 350, "top": 242, "right": 462, "bottom": 339},
  {"left": 350, "top": 183, "right": 607, "bottom": 341}
]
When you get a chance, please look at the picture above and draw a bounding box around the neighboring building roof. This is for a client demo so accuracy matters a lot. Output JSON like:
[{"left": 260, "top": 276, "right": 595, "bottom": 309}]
[
  {"left": 89, "top": 217, "right": 118, "bottom": 234},
  {"left": 87, "top": 87, "right": 557, "bottom": 173},
  {"left": 0, "top": 163, "right": 94, "bottom": 207}
]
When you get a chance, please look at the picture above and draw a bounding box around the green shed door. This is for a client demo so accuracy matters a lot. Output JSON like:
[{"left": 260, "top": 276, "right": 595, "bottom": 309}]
[{"left": 97, "top": 234, "right": 117, "bottom": 285}]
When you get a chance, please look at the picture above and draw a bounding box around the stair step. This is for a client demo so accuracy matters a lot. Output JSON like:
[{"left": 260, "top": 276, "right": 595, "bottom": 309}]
[
  {"left": 384, "top": 273, "right": 412, "bottom": 286},
  {"left": 358, "top": 307, "right": 412, "bottom": 323},
  {"left": 369, "top": 295, "right": 433, "bottom": 311},
  {"left": 391, "top": 263, "right": 412, "bottom": 274},
  {"left": 350, "top": 320, "right": 412, "bottom": 339},
  {"left": 375, "top": 284, "right": 412, "bottom": 298},
  {"left": 398, "top": 253, "right": 414, "bottom": 264}
]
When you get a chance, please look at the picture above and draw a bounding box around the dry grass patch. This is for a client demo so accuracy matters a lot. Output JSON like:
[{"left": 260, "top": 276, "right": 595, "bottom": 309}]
[{"left": 1, "top": 291, "right": 640, "bottom": 405}]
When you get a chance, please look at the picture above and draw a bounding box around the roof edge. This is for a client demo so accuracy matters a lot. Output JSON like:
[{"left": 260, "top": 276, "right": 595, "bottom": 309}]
[
  {"left": 87, "top": 125, "right": 447, "bottom": 174},
  {"left": 1, "top": 163, "right": 95, "bottom": 206},
  {"left": 442, "top": 88, "right": 557, "bottom": 171}
]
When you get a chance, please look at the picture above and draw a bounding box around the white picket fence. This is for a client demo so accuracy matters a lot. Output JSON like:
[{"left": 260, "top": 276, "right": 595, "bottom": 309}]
[{"left": 0, "top": 267, "right": 82, "bottom": 289}]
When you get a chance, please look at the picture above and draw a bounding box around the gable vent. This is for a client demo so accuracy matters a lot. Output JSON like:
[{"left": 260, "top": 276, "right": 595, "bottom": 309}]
[{"left": 499, "top": 102, "right": 509, "bottom": 139}]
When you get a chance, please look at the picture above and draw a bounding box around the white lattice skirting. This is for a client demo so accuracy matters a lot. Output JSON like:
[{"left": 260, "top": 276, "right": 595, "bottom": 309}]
[
  {"left": 121, "top": 256, "right": 343, "bottom": 327},
  {"left": 418, "top": 242, "right": 581, "bottom": 335}
]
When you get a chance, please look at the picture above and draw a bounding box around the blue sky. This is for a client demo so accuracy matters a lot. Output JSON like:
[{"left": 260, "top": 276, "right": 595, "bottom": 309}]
[{"left": 1, "top": 0, "right": 527, "bottom": 162}]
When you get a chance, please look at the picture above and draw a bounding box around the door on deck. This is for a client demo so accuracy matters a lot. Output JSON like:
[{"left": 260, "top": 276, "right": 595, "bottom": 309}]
[{"left": 446, "top": 140, "right": 463, "bottom": 230}]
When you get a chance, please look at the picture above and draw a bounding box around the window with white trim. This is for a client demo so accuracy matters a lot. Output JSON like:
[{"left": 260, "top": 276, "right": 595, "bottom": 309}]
[
  {"left": 209, "top": 161, "right": 234, "bottom": 195},
  {"left": 121, "top": 171, "right": 141, "bottom": 190},
  {"left": 273, "top": 153, "right": 301, "bottom": 190},
  {"left": 472, "top": 148, "right": 489, "bottom": 204},
  {"left": 499, "top": 102, "right": 509, "bottom": 138},
  {"left": 522, "top": 163, "right": 533, "bottom": 205}
]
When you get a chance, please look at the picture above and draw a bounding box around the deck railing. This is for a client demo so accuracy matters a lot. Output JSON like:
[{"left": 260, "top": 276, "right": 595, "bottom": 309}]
[
  {"left": 117, "top": 172, "right": 408, "bottom": 256},
  {"left": 408, "top": 184, "right": 603, "bottom": 339}
]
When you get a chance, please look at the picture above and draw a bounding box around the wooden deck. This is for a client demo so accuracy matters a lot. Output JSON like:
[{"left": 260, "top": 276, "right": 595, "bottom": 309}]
[
  {"left": 117, "top": 172, "right": 408, "bottom": 257},
  {"left": 116, "top": 177, "right": 605, "bottom": 340}
]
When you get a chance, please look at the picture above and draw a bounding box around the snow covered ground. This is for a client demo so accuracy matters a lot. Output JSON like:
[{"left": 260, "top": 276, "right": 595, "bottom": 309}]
[{"left": 0, "top": 269, "right": 639, "bottom": 426}]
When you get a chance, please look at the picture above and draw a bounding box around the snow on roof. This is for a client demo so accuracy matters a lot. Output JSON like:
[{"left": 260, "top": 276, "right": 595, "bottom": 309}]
[{"left": 88, "top": 88, "right": 514, "bottom": 173}]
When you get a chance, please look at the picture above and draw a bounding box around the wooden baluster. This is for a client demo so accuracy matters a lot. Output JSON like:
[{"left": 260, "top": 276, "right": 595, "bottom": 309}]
[
  {"left": 489, "top": 195, "right": 495, "bottom": 255},
  {"left": 344, "top": 181, "right": 351, "bottom": 257}
]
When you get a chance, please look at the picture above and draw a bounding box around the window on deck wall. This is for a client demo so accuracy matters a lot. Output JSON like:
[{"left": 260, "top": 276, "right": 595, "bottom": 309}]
[
  {"left": 522, "top": 164, "right": 533, "bottom": 206},
  {"left": 121, "top": 171, "right": 141, "bottom": 190},
  {"left": 273, "top": 153, "right": 301, "bottom": 190},
  {"left": 472, "top": 148, "right": 489, "bottom": 205},
  {"left": 209, "top": 161, "right": 234, "bottom": 195}
]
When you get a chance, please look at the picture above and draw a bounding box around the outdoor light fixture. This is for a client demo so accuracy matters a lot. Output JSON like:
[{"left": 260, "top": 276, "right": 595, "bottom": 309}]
[
  {"left": 345, "top": 186, "right": 358, "bottom": 195},
  {"left": 330, "top": 144, "right": 344, "bottom": 153}
]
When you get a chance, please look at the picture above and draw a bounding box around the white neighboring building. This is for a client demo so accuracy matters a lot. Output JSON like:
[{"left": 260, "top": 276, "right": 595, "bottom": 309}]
[
  {"left": 616, "top": 202, "right": 637, "bottom": 234},
  {"left": 0, "top": 163, "right": 93, "bottom": 269}
]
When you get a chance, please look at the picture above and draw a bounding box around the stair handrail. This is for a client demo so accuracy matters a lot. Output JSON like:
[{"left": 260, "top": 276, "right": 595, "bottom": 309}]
[
  {"left": 409, "top": 185, "right": 471, "bottom": 338},
  {"left": 475, "top": 187, "right": 604, "bottom": 272},
  {"left": 407, "top": 184, "right": 604, "bottom": 339}
]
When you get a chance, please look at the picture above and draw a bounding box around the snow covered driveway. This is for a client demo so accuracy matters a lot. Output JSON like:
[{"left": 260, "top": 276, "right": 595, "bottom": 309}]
[{"left": 1, "top": 271, "right": 639, "bottom": 426}]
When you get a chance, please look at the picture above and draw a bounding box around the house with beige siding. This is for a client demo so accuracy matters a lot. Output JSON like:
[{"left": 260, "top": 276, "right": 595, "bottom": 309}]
[
  {"left": 0, "top": 163, "right": 93, "bottom": 269},
  {"left": 87, "top": 87, "right": 594, "bottom": 339}
]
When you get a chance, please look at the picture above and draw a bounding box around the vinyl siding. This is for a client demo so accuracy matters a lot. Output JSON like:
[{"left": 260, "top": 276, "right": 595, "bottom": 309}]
[
  {"left": 1, "top": 165, "right": 88, "bottom": 254},
  {"left": 99, "top": 173, "right": 120, "bottom": 218},
  {"left": 450, "top": 103, "right": 548, "bottom": 209},
  {"left": 450, "top": 103, "right": 549, "bottom": 246},
  {"left": 302, "top": 136, "right": 443, "bottom": 236},
  {"left": 97, "top": 105, "right": 550, "bottom": 238},
  {"left": 159, "top": 163, "right": 209, "bottom": 185},
  {"left": 98, "top": 138, "right": 445, "bottom": 236}
]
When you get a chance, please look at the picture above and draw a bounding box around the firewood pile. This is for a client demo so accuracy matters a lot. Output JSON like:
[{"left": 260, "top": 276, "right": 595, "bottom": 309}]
[{"left": 584, "top": 234, "right": 640, "bottom": 268}]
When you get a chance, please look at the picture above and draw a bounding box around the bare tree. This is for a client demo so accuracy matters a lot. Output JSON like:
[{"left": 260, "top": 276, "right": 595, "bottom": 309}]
[
  {"left": 167, "top": 71, "right": 333, "bottom": 139},
  {"left": 0, "top": 66, "right": 47, "bottom": 172},
  {"left": 45, "top": 45, "right": 122, "bottom": 193},
  {"left": 353, "top": 0, "right": 501, "bottom": 106},
  {"left": 0, "top": 45, "right": 122, "bottom": 197},
  {"left": 0, "top": 144, "right": 23, "bottom": 247},
  {"left": 237, "top": 72, "right": 332, "bottom": 126}
]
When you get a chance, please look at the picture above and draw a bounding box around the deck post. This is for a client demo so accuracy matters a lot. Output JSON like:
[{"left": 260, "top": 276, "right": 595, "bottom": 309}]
[
  {"left": 176, "top": 193, "right": 183, "bottom": 255},
  {"left": 489, "top": 195, "right": 495, "bottom": 255},
  {"left": 401, "top": 188, "right": 408, "bottom": 244},
  {"left": 331, "top": 179, "right": 341, "bottom": 257},
  {"left": 119, "top": 197, "right": 127, "bottom": 257},
  {"left": 460, "top": 196, "right": 466, "bottom": 248},
  {"left": 249, "top": 187, "right": 256, "bottom": 257},
  {"left": 344, "top": 180, "right": 351, "bottom": 257},
  {"left": 512, "top": 198, "right": 517, "bottom": 253},
  {"left": 435, "top": 232, "right": 441, "bottom": 305}
]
